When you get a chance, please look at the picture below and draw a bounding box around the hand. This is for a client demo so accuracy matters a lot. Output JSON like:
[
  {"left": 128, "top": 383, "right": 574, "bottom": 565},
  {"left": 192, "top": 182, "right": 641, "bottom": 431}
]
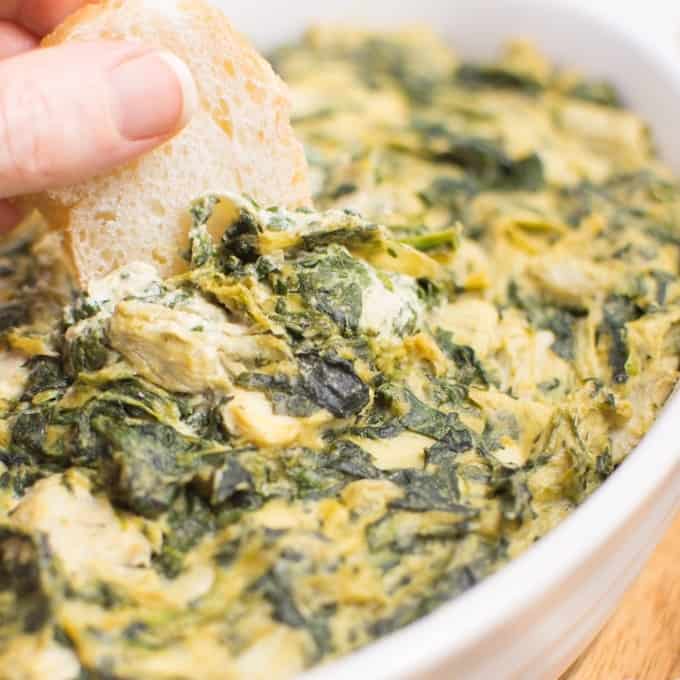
[{"left": 0, "top": 0, "right": 198, "bottom": 230}]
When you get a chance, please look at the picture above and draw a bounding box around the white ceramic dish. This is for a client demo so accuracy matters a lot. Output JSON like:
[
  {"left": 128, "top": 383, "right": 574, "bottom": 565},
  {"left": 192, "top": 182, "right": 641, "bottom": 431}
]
[{"left": 212, "top": 2, "right": 680, "bottom": 678}]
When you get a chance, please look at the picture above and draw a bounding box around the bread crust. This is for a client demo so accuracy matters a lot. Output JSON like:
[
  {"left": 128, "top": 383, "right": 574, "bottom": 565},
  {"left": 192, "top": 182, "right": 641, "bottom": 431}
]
[
  {"left": 37, "top": 0, "right": 310, "bottom": 285},
  {"left": 41, "top": 3, "right": 103, "bottom": 46}
]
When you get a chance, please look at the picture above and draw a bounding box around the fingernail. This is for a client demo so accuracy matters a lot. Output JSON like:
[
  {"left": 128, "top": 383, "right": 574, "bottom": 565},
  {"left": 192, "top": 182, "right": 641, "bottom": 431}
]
[{"left": 109, "top": 50, "right": 198, "bottom": 141}]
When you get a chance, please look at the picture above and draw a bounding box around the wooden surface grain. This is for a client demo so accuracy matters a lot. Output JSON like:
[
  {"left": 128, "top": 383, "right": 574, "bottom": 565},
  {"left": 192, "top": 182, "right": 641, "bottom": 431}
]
[{"left": 562, "top": 511, "right": 680, "bottom": 680}]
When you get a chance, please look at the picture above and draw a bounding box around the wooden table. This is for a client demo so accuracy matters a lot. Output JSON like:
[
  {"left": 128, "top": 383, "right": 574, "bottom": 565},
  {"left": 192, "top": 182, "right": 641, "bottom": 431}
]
[{"left": 562, "top": 512, "right": 680, "bottom": 680}]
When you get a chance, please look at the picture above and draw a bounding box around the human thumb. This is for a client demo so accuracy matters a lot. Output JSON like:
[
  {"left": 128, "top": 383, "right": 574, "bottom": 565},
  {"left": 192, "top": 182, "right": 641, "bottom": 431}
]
[{"left": 0, "top": 40, "right": 197, "bottom": 200}]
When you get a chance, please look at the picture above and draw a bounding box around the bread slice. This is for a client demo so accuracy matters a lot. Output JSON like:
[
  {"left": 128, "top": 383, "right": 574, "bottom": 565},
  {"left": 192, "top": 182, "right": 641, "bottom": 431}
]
[{"left": 35, "top": 0, "right": 310, "bottom": 285}]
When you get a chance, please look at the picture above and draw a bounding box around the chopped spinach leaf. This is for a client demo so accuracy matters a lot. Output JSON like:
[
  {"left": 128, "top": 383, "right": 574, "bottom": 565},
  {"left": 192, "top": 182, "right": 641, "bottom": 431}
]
[
  {"left": 457, "top": 63, "right": 542, "bottom": 94},
  {"left": 599, "top": 294, "right": 644, "bottom": 384},
  {"left": 297, "top": 353, "right": 369, "bottom": 417},
  {"left": 435, "top": 329, "right": 489, "bottom": 386},
  {"left": 389, "top": 469, "right": 474, "bottom": 514},
  {"left": 255, "top": 565, "right": 333, "bottom": 658},
  {"left": 568, "top": 81, "right": 621, "bottom": 108},
  {"left": 413, "top": 124, "right": 545, "bottom": 191},
  {"left": 237, "top": 373, "right": 319, "bottom": 418},
  {"left": 66, "top": 326, "right": 109, "bottom": 375},
  {"left": 399, "top": 390, "right": 453, "bottom": 440},
  {"left": 23, "top": 357, "right": 69, "bottom": 400},
  {"left": 156, "top": 492, "right": 216, "bottom": 578},
  {"left": 211, "top": 458, "right": 254, "bottom": 505},
  {"left": 0, "top": 529, "right": 52, "bottom": 636},
  {"left": 300, "top": 222, "right": 384, "bottom": 252},
  {"left": 11, "top": 409, "right": 50, "bottom": 458},
  {"left": 93, "top": 417, "right": 199, "bottom": 517},
  {"left": 399, "top": 229, "right": 459, "bottom": 253},
  {"left": 321, "top": 440, "right": 381, "bottom": 480},
  {"left": 297, "top": 247, "right": 369, "bottom": 336},
  {"left": 418, "top": 176, "right": 478, "bottom": 221},
  {"left": 0, "top": 302, "right": 30, "bottom": 332},
  {"left": 508, "top": 281, "right": 587, "bottom": 361}
]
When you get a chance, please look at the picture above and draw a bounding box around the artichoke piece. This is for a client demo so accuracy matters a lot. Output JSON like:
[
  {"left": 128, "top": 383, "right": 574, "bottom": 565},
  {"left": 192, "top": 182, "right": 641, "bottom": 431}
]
[{"left": 109, "top": 300, "right": 288, "bottom": 394}]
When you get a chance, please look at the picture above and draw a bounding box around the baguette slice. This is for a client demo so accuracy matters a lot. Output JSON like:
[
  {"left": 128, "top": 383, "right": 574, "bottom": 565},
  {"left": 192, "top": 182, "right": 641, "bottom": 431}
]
[{"left": 36, "top": 0, "right": 310, "bottom": 285}]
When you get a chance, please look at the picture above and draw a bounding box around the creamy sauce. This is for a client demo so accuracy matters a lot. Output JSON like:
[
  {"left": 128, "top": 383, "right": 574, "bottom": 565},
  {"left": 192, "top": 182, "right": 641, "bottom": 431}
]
[{"left": 1, "top": 28, "right": 680, "bottom": 680}]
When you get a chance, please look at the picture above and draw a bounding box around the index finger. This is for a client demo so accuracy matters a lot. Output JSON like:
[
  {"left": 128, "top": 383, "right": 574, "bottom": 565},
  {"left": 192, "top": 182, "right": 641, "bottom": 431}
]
[{"left": 0, "top": 0, "right": 97, "bottom": 37}]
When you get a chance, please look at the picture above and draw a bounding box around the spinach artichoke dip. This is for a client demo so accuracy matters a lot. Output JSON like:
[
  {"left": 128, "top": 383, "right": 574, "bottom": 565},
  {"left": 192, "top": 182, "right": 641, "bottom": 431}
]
[{"left": 2, "top": 27, "right": 680, "bottom": 679}]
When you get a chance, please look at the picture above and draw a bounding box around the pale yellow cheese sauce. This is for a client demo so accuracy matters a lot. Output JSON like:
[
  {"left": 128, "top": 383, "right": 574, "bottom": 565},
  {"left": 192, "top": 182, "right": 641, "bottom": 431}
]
[{"left": 0, "top": 27, "right": 679, "bottom": 680}]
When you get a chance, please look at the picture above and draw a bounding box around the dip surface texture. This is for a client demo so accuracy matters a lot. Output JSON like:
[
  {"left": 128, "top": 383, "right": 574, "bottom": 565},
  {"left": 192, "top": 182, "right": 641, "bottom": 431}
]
[{"left": 1, "top": 28, "right": 680, "bottom": 679}]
